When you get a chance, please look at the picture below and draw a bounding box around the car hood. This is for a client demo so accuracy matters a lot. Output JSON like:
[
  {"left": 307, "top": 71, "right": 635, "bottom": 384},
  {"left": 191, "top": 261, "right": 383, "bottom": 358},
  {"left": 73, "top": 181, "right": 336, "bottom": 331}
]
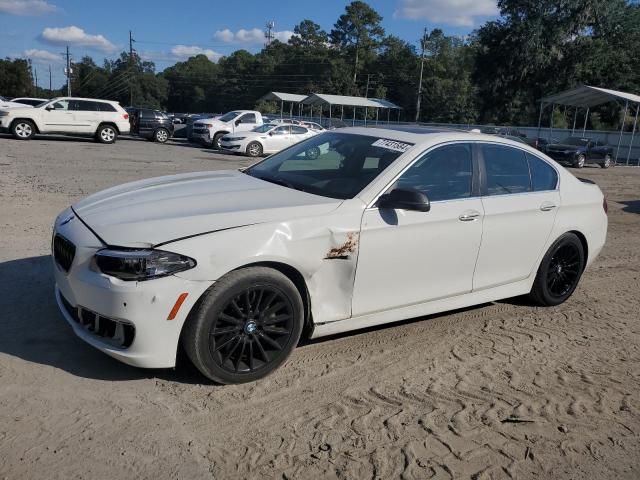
[
  {"left": 0, "top": 104, "right": 34, "bottom": 111},
  {"left": 73, "top": 170, "right": 342, "bottom": 247}
]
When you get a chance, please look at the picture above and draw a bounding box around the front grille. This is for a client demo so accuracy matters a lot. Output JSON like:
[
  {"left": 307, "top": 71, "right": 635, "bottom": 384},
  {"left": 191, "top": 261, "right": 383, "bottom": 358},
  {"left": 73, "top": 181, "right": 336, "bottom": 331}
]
[
  {"left": 60, "top": 293, "right": 135, "bottom": 348},
  {"left": 53, "top": 234, "right": 76, "bottom": 272}
]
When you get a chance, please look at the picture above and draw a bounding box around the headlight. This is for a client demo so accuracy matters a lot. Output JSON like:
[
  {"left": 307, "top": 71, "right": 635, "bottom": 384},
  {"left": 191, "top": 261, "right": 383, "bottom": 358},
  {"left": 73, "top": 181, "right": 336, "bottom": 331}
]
[
  {"left": 0, "top": 111, "right": 9, "bottom": 116},
  {"left": 95, "top": 248, "right": 196, "bottom": 281},
  {"left": 226, "top": 137, "right": 245, "bottom": 141}
]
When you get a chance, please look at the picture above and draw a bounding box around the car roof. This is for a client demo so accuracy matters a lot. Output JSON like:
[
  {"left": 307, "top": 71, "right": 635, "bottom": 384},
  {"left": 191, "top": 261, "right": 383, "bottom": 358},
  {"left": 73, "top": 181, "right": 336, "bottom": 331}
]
[
  {"left": 336, "top": 126, "right": 542, "bottom": 152},
  {"left": 50, "top": 97, "right": 121, "bottom": 104}
]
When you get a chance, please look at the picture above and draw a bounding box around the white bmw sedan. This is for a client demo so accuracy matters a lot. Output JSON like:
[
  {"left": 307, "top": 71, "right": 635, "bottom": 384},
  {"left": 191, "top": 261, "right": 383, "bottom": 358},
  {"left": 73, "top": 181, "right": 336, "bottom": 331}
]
[
  {"left": 52, "top": 127, "right": 608, "bottom": 384},
  {"left": 220, "top": 123, "right": 318, "bottom": 157}
]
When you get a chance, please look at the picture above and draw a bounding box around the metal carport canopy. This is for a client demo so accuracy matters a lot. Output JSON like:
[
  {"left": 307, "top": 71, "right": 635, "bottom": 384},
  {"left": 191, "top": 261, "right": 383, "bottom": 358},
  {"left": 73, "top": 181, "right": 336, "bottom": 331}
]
[
  {"left": 259, "top": 92, "right": 308, "bottom": 103},
  {"left": 541, "top": 85, "right": 640, "bottom": 107},
  {"left": 301, "top": 93, "right": 395, "bottom": 108},
  {"left": 538, "top": 85, "right": 640, "bottom": 165}
]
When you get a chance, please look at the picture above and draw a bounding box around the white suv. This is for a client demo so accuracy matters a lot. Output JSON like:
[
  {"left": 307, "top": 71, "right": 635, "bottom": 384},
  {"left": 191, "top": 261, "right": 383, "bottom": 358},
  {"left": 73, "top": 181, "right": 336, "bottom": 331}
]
[{"left": 0, "top": 97, "right": 130, "bottom": 143}]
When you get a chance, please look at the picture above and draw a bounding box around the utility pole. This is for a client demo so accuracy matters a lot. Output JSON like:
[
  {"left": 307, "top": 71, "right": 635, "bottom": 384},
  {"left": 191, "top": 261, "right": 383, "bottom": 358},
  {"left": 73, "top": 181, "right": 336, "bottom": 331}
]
[
  {"left": 415, "top": 27, "right": 427, "bottom": 123},
  {"left": 48, "top": 65, "right": 52, "bottom": 94},
  {"left": 34, "top": 68, "right": 38, "bottom": 93},
  {"left": 265, "top": 21, "right": 275, "bottom": 46},
  {"left": 63, "top": 46, "right": 72, "bottom": 96},
  {"left": 365, "top": 74, "right": 371, "bottom": 98},
  {"left": 129, "top": 30, "right": 136, "bottom": 106}
]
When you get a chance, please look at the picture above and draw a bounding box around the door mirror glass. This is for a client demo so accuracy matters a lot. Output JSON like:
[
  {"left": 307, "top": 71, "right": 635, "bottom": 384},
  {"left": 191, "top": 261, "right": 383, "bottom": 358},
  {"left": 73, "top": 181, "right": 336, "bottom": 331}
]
[{"left": 377, "top": 188, "right": 431, "bottom": 212}]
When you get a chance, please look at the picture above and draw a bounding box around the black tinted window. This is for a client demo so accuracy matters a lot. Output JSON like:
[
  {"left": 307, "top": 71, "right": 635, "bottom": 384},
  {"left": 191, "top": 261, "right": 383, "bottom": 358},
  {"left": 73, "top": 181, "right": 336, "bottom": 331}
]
[
  {"left": 482, "top": 144, "right": 531, "bottom": 196},
  {"left": 291, "top": 126, "right": 307, "bottom": 134},
  {"left": 71, "top": 100, "right": 98, "bottom": 111},
  {"left": 527, "top": 154, "right": 557, "bottom": 191},
  {"left": 96, "top": 102, "right": 116, "bottom": 112},
  {"left": 396, "top": 144, "right": 473, "bottom": 202}
]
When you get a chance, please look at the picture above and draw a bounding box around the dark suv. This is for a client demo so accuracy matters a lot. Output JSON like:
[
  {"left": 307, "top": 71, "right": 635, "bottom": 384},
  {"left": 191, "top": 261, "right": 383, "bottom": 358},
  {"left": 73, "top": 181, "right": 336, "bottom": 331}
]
[{"left": 129, "top": 108, "right": 174, "bottom": 143}]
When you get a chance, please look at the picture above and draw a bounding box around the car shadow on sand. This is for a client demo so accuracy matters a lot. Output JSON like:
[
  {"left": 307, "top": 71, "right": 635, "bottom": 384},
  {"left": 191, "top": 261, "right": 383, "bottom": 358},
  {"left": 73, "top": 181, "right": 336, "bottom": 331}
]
[
  {"left": 0, "top": 255, "right": 208, "bottom": 384},
  {"left": 0, "top": 255, "right": 501, "bottom": 384}
]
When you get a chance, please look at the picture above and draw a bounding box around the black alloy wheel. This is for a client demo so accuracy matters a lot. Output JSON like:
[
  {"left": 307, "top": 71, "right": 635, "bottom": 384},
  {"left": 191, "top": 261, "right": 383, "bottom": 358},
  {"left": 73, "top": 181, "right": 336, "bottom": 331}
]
[
  {"left": 529, "top": 233, "right": 585, "bottom": 306},
  {"left": 210, "top": 286, "right": 295, "bottom": 374},
  {"left": 546, "top": 244, "right": 582, "bottom": 298},
  {"left": 182, "top": 267, "right": 303, "bottom": 384}
]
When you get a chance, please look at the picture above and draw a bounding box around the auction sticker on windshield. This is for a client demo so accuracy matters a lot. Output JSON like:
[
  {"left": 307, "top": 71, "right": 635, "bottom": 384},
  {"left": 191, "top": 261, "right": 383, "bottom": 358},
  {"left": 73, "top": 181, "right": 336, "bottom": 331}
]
[{"left": 371, "top": 139, "right": 413, "bottom": 153}]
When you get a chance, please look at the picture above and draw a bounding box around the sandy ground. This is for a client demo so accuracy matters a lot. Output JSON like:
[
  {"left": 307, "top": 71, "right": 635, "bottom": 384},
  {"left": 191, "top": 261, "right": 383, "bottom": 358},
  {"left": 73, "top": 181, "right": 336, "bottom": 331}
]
[{"left": 0, "top": 134, "right": 639, "bottom": 479}]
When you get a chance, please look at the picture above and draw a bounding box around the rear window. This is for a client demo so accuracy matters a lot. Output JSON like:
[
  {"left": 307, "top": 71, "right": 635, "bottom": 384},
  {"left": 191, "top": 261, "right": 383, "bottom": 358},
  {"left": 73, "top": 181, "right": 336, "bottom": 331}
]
[
  {"left": 527, "top": 154, "right": 558, "bottom": 191},
  {"left": 482, "top": 144, "right": 531, "bottom": 195}
]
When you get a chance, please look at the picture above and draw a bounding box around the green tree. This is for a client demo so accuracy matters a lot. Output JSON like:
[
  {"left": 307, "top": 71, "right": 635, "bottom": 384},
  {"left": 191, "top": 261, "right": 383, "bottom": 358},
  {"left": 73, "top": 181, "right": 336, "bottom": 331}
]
[
  {"left": 330, "top": 1, "right": 385, "bottom": 85},
  {"left": 0, "top": 58, "right": 33, "bottom": 98}
]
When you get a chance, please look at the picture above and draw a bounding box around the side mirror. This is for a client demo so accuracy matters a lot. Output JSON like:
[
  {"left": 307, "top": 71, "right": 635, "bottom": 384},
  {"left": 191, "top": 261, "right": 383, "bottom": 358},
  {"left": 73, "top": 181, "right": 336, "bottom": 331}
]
[
  {"left": 45, "top": 104, "right": 55, "bottom": 111},
  {"left": 268, "top": 131, "right": 274, "bottom": 136},
  {"left": 235, "top": 119, "right": 241, "bottom": 126},
  {"left": 377, "top": 187, "right": 430, "bottom": 212}
]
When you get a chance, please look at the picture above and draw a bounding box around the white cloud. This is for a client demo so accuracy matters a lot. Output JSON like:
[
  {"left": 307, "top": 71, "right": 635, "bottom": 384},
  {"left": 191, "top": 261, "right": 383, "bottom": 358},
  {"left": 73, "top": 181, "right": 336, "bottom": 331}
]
[
  {"left": 39, "top": 25, "right": 117, "bottom": 53},
  {"left": 0, "top": 0, "right": 57, "bottom": 15},
  {"left": 394, "top": 0, "right": 498, "bottom": 27},
  {"left": 214, "top": 27, "right": 294, "bottom": 45},
  {"left": 23, "top": 48, "right": 63, "bottom": 63},
  {"left": 171, "top": 45, "right": 222, "bottom": 62}
]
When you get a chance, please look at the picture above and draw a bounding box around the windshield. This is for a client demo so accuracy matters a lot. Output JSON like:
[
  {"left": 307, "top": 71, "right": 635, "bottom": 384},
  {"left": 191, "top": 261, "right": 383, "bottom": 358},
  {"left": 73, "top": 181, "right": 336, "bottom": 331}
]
[
  {"left": 0, "top": 96, "right": 6, "bottom": 101},
  {"left": 253, "top": 124, "right": 276, "bottom": 133},
  {"left": 246, "top": 132, "right": 413, "bottom": 200},
  {"left": 218, "top": 111, "right": 241, "bottom": 122},
  {"left": 560, "top": 137, "right": 589, "bottom": 146}
]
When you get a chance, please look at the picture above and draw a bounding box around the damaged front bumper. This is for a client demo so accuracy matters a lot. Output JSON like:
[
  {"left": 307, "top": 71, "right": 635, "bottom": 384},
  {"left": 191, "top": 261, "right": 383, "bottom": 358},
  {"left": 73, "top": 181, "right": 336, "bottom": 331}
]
[{"left": 52, "top": 210, "right": 211, "bottom": 368}]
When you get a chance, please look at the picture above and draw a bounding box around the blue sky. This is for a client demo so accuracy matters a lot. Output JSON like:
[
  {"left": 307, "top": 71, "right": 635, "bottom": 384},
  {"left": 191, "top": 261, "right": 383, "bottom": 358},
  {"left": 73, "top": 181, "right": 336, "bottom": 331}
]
[{"left": 0, "top": 0, "right": 499, "bottom": 89}]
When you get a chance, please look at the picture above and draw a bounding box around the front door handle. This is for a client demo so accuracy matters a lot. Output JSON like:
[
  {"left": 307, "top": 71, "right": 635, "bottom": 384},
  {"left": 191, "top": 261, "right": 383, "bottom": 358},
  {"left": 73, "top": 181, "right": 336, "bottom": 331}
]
[
  {"left": 459, "top": 210, "right": 481, "bottom": 222},
  {"left": 540, "top": 202, "right": 557, "bottom": 212}
]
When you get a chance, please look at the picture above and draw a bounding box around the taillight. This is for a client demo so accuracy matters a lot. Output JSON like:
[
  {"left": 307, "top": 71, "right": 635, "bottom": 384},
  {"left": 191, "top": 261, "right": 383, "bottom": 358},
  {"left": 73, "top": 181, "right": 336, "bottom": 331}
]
[
  {"left": 603, "top": 197, "right": 608, "bottom": 214},
  {"left": 123, "top": 113, "right": 129, "bottom": 120}
]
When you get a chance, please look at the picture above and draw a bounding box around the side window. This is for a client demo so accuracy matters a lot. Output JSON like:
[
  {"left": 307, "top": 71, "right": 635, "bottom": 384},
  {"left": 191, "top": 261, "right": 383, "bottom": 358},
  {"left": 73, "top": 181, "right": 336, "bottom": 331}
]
[
  {"left": 273, "top": 126, "right": 290, "bottom": 135},
  {"left": 527, "top": 154, "right": 558, "bottom": 191},
  {"left": 52, "top": 100, "right": 69, "bottom": 110},
  {"left": 395, "top": 143, "right": 473, "bottom": 202},
  {"left": 482, "top": 144, "right": 531, "bottom": 196},
  {"left": 239, "top": 113, "right": 256, "bottom": 124},
  {"left": 96, "top": 102, "right": 116, "bottom": 112},
  {"left": 73, "top": 100, "right": 97, "bottom": 111},
  {"left": 291, "top": 126, "right": 307, "bottom": 134}
]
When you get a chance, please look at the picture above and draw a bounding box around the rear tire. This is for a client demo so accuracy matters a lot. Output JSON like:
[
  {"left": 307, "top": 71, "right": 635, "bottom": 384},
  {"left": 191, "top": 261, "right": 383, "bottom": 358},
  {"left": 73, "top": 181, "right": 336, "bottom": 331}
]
[
  {"left": 154, "top": 127, "right": 169, "bottom": 143},
  {"left": 600, "top": 154, "right": 612, "bottom": 169},
  {"left": 246, "top": 141, "right": 263, "bottom": 157},
  {"left": 11, "top": 120, "right": 35, "bottom": 140},
  {"left": 529, "top": 233, "right": 585, "bottom": 306},
  {"left": 182, "top": 267, "right": 304, "bottom": 384},
  {"left": 95, "top": 124, "right": 117, "bottom": 144}
]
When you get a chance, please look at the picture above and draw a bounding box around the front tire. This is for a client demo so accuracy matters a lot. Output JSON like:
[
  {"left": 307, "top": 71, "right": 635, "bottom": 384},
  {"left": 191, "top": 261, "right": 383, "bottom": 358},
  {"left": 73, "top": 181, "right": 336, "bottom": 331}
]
[
  {"left": 574, "top": 154, "right": 586, "bottom": 168},
  {"left": 600, "top": 154, "right": 612, "bottom": 169},
  {"left": 182, "top": 267, "right": 304, "bottom": 384},
  {"left": 246, "top": 141, "right": 263, "bottom": 157},
  {"left": 11, "top": 120, "right": 35, "bottom": 140},
  {"left": 96, "top": 124, "right": 117, "bottom": 144},
  {"left": 154, "top": 127, "right": 169, "bottom": 143},
  {"left": 529, "top": 233, "right": 585, "bottom": 306},
  {"left": 212, "top": 132, "right": 225, "bottom": 150}
]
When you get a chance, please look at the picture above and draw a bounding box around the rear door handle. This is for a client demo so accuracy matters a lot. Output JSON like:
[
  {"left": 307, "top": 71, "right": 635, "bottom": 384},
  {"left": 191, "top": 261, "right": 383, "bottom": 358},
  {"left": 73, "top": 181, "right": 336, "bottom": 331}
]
[
  {"left": 459, "top": 210, "right": 481, "bottom": 222},
  {"left": 540, "top": 202, "right": 557, "bottom": 212}
]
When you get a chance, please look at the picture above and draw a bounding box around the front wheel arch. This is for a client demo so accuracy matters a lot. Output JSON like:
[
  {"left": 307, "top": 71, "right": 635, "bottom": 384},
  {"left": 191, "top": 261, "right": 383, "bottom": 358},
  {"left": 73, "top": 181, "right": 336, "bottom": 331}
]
[{"left": 11, "top": 118, "right": 40, "bottom": 133}]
